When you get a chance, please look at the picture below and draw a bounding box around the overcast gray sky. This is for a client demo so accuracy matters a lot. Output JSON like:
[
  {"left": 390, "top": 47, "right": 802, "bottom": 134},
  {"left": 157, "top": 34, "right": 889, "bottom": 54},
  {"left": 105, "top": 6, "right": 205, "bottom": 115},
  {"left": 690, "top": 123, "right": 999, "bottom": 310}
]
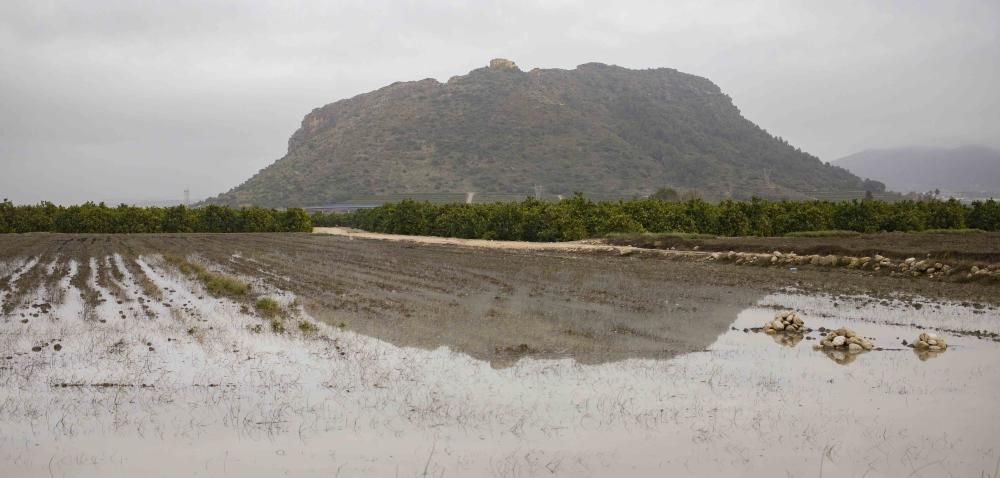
[{"left": 2, "top": 0, "right": 998, "bottom": 204}]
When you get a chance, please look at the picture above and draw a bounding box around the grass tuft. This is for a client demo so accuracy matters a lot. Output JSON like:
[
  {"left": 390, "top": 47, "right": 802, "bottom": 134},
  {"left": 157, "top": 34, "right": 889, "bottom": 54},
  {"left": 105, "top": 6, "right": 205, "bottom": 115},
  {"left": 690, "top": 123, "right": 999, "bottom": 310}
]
[
  {"left": 784, "top": 230, "right": 861, "bottom": 238},
  {"left": 164, "top": 254, "right": 249, "bottom": 297},
  {"left": 918, "top": 228, "right": 985, "bottom": 234},
  {"left": 255, "top": 297, "right": 282, "bottom": 317},
  {"left": 605, "top": 231, "right": 715, "bottom": 241}
]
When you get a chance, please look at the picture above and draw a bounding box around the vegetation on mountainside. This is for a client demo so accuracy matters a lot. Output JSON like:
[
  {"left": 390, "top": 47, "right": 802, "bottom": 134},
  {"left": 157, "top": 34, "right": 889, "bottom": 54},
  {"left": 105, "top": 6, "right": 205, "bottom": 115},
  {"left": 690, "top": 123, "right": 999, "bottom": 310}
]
[
  {"left": 835, "top": 145, "right": 1000, "bottom": 194},
  {"left": 312, "top": 195, "right": 1000, "bottom": 241},
  {"left": 206, "top": 61, "right": 885, "bottom": 207},
  {"left": 0, "top": 200, "right": 312, "bottom": 234}
]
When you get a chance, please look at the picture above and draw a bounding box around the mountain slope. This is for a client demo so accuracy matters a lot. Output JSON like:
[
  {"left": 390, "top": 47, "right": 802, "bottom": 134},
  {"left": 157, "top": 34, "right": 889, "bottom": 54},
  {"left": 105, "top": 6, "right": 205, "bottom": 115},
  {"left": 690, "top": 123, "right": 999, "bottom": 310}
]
[
  {"left": 834, "top": 145, "right": 1000, "bottom": 194},
  {"left": 208, "top": 59, "right": 882, "bottom": 207}
]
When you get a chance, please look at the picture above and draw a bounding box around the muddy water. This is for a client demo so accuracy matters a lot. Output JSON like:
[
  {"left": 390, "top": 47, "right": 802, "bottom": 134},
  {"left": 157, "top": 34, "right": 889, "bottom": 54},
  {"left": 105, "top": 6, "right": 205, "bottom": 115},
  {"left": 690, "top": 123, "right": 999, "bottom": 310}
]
[{"left": 1, "top": 256, "right": 999, "bottom": 477}]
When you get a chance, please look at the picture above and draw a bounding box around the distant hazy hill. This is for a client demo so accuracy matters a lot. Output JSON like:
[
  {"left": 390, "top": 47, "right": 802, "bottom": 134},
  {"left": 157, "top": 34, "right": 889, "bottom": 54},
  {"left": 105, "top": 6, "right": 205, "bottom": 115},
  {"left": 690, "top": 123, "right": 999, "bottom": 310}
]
[
  {"left": 834, "top": 145, "right": 1000, "bottom": 194},
  {"left": 207, "top": 59, "right": 881, "bottom": 207}
]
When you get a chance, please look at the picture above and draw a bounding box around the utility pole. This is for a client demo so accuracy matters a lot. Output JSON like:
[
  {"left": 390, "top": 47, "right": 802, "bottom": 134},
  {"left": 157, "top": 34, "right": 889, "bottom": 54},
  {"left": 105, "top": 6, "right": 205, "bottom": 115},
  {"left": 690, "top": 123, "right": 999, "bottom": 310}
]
[{"left": 184, "top": 188, "right": 190, "bottom": 206}]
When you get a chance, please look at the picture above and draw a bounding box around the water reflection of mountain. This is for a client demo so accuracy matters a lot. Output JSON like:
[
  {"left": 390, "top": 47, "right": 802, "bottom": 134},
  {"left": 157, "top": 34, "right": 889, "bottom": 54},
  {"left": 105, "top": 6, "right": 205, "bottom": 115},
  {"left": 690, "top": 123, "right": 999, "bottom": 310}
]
[
  {"left": 76, "top": 233, "right": 764, "bottom": 369},
  {"left": 244, "top": 236, "right": 767, "bottom": 368}
]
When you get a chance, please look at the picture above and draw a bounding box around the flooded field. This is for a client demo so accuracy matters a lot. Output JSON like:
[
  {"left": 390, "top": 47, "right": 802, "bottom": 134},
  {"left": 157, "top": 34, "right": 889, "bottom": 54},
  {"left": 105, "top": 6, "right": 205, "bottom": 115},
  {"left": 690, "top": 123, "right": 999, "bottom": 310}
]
[{"left": 1, "top": 234, "right": 999, "bottom": 476}]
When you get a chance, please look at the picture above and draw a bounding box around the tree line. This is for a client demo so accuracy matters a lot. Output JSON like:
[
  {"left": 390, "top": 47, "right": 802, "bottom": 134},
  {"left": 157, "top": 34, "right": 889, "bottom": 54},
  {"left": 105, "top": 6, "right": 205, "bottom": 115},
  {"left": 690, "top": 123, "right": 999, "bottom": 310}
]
[
  {"left": 312, "top": 195, "right": 1000, "bottom": 241},
  {"left": 0, "top": 200, "right": 312, "bottom": 234}
]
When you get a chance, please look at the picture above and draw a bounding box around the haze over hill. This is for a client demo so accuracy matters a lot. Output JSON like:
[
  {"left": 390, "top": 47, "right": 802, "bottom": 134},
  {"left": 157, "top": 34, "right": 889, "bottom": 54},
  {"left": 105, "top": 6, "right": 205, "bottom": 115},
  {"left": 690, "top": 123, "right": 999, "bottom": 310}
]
[
  {"left": 206, "top": 60, "right": 884, "bottom": 207},
  {"left": 834, "top": 145, "right": 1000, "bottom": 195}
]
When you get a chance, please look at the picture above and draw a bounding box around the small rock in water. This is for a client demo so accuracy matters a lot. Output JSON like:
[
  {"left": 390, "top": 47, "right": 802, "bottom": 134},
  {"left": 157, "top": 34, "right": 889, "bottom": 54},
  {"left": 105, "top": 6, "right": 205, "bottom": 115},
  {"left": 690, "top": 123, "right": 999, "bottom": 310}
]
[
  {"left": 913, "top": 332, "right": 947, "bottom": 353},
  {"left": 762, "top": 310, "right": 805, "bottom": 335},
  {"left": 816, "top": 327, "right": 873, "bottom": 360}
]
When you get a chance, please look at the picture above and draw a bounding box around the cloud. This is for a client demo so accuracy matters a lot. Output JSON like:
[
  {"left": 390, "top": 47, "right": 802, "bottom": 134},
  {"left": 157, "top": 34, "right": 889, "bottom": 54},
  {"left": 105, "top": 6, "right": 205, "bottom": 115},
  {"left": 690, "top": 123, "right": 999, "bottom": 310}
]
[{"left": 1, "top": 0, "right": 998, "bottom": 203}]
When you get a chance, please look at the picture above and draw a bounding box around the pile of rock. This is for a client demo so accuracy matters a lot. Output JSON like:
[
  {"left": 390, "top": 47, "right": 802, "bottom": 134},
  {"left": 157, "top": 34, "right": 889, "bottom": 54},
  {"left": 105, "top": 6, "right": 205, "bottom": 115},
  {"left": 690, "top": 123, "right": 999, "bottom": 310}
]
[
  {"left": 763, "top": 310, "right": 805, "bottom": 334},
  {"left": 815, "top": 328, "right": 873, "bottom": 353},
  {"left": 704, "top": 250, "right": 1000, "bottom": 280},
  {"left": 896, "top": 258, "right": 948, "bottom": 276},
  {"left": 910, "top": 332, "right": 947, "bottom": 352},
  {"left": 851, "top": 254, "right": 894, "bottom": 271},
  {"left": 968, "top": 264, "right": 1000, "bottom": 279}
]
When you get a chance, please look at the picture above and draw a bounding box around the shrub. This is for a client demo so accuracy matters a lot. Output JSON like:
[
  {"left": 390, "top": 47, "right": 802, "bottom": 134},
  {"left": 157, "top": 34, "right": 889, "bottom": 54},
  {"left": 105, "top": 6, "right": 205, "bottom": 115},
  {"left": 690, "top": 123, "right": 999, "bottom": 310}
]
[
  {"left": 0, "top": 200, "right": 311, "bottom": 234},
  {"left": 313, "top": 196, "right": 1000, "bottom": 241}
]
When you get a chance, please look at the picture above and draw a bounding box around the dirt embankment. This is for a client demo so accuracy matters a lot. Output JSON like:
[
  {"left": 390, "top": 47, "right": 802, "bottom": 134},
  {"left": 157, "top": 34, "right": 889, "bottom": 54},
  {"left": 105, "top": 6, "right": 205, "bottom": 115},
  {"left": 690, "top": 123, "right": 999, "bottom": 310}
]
[{"left": 603, "top": 231, "right": 1000, "bottom": 263}]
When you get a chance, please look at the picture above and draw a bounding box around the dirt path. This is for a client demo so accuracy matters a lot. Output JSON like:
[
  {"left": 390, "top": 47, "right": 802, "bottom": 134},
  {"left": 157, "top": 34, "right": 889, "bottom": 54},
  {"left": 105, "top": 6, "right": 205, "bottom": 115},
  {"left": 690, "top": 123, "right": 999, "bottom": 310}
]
[{"left": 313, "top": 226, "right": 701, "bottom": 255}]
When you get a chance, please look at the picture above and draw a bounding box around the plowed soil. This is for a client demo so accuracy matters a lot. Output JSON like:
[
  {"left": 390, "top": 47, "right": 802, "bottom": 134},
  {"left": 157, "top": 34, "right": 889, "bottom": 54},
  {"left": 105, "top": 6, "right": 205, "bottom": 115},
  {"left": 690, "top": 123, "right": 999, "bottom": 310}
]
[{"left": 2, "top": 232, "right": 996, "bottom": 366}]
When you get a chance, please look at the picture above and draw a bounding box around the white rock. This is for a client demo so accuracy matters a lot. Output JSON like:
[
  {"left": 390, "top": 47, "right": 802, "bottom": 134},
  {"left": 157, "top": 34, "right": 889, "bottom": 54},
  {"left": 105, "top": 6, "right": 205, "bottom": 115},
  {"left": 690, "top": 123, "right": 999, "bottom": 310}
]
[
  {"left": 848, "top": 343, "right": 863, "bottom": 353},
  {"left": 832, "top": 336, "right": 846, "bottom": 347}
]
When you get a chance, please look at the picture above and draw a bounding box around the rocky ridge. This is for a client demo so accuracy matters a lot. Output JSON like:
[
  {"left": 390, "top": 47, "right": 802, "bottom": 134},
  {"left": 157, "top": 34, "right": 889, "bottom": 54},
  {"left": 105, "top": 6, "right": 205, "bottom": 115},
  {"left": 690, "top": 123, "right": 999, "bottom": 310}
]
[{"left": 206, "top": 58, "right": 881, "bottom": 207}]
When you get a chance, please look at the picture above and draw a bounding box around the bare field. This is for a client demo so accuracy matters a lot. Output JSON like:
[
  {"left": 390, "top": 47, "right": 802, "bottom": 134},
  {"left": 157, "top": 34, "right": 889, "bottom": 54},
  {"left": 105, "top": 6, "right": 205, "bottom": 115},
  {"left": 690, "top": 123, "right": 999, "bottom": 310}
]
[{"left": 1, "top": 233, "right": 1000, "bottom": 477}]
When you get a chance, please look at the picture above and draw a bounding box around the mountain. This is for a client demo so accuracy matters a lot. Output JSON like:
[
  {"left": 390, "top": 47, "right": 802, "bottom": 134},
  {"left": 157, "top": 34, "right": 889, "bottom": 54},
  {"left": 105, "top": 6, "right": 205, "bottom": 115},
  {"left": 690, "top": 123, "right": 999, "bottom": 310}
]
[
  {"left": 834, "top": 145, "right": 1000, "bottom": 194},
  {"left": 207, "top": 59, "right": 883, "bottom": 207}
]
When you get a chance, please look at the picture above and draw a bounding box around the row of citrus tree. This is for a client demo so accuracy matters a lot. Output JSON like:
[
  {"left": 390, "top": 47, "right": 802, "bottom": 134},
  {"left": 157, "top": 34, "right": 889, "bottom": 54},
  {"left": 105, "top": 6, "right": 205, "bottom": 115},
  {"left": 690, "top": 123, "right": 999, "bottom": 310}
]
[
  {"left": 0, "top": 201, "right": 312, "bottom": 234},
  {"left": 312, "top": 195, "right": 1000, "bottom": 241}
]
